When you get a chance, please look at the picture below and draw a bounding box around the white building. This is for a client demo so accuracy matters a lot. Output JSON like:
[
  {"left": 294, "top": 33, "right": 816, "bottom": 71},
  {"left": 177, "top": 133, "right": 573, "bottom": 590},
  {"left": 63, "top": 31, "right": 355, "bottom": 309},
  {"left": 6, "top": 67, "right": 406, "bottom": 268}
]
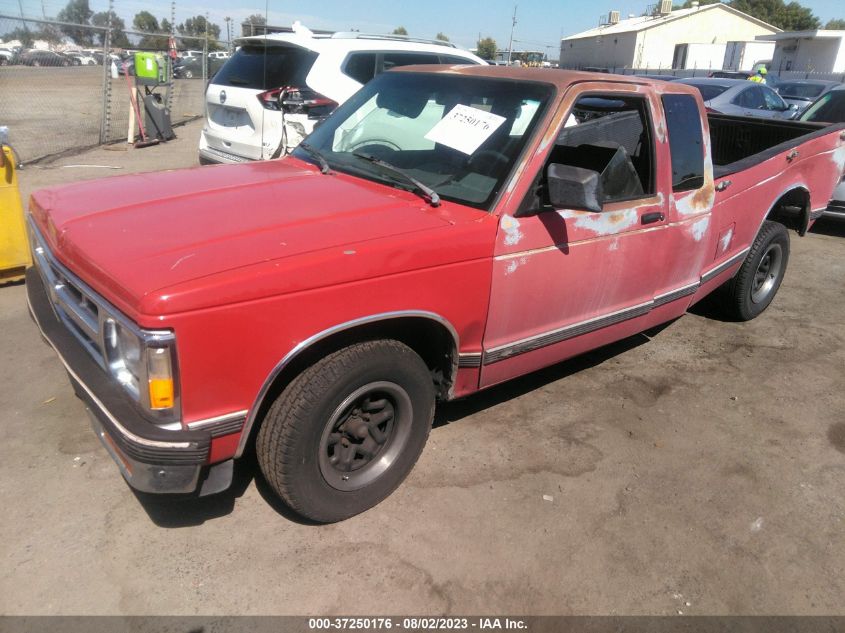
[
  {"left": 757, "top": 30, "right": 845, "bottom": 73},
  {"left": 723, "top": 40, "right": 776, "bottom": 71},
  {"left": 560, "top": 2, "right": 779, "bottom": 70}
]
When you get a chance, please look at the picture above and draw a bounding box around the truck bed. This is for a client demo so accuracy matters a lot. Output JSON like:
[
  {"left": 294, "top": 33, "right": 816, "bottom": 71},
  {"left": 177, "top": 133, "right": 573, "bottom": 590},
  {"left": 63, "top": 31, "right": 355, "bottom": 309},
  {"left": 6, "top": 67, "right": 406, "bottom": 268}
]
[{"left": 708, "top": 114, "right": 836, "bottom": 178}]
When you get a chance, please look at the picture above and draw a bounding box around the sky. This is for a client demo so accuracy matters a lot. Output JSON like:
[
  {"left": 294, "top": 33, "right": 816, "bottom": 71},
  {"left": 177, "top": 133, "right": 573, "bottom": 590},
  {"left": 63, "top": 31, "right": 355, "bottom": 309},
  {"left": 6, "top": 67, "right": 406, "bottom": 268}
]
[{"left": 8, "top": 0, "right": 845, "bottom": 52}]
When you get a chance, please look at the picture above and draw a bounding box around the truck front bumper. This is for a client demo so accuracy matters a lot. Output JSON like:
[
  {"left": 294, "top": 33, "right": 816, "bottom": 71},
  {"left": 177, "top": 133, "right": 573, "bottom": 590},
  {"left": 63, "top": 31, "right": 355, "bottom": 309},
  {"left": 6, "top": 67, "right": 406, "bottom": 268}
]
[{"left": 26, "top": 266, "right": 218, "bottom": 495}]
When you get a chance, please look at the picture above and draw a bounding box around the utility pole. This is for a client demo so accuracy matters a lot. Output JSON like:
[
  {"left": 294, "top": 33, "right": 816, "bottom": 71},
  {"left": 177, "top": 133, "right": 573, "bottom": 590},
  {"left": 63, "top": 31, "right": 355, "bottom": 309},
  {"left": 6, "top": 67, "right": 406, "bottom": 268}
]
[
  {"left": 225, "top": 16, "right": 231, "bottom": 52},
  {"left": 507, "top": 5, "right": 517, "bottom": 65}
]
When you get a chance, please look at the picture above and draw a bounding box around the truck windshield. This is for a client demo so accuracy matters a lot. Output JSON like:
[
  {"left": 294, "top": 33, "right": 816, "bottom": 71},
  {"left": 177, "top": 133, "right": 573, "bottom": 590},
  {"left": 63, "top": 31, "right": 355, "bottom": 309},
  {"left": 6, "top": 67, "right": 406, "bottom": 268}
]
[{"left": 293, "top": 72, "right": 554, "bottom": 210}]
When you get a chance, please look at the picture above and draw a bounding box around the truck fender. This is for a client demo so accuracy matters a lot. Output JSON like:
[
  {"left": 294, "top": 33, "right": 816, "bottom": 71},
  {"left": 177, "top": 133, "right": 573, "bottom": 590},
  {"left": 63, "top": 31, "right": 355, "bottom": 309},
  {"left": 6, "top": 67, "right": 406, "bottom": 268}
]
[
  {"left": 760, "top": 185, "right": 811, "bottom": 237},
  {"left": 235, "top": 310, "right": 460, "bottom": 458}
]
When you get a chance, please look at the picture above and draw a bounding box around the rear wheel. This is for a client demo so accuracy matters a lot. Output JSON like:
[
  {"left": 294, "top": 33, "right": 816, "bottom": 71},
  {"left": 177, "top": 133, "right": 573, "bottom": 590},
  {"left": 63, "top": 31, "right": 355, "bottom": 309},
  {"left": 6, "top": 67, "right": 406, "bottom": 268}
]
[
  {"left": 723, "top": 220, "right": 790, "bottom": 321},
  {"left": 256, "top": 340, "right": 436, "bottom": 523}
]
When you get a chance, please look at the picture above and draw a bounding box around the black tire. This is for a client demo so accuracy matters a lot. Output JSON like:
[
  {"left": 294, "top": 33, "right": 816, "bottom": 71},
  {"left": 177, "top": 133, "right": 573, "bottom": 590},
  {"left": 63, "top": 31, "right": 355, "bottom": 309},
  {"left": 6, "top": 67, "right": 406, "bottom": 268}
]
[
  {"left": 724, "top": 220, "right": 790, "bottom": 321},
  {"left": 256, "top": 340, "right": 435, "bottom": 523}
]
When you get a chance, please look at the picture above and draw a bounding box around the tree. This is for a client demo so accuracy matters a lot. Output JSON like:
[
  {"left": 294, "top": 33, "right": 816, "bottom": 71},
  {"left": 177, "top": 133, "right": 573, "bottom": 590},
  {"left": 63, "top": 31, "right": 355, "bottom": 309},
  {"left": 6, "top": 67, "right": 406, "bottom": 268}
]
[
  {"left": 133, "top": 11, "right": 168, "bottom": 50},
  {"left": 392, "top": 26, "right": 408, "bottom": 35},
  {"left": 825, "top": 18, "right": 845, "bottom": 28},
  {"left": 435, "top": 32, "right": 449, "bottom": 41},
  {"left": 133, "top": 11, "right": 159, "bottom": 32},
  {"left": 729, "top": 0, "right": 820, "bottom": 30},
  {"left": 2, "top": 26, "right": 34, "bottom": 47},
  {"left": 241, "top": 14, "right": 266, "bottom": 36},
  {"left": 91, "top": 10, "right": 129, "bottom": 48},
  {"left": 476, "top": 36, "right": 497, "bottom": 60},
  {"left": 178, "top": 15, "right": 223, "bottom": 50},
  {"left": 56, "top": 0, "right": 94, "bottom": 45}
]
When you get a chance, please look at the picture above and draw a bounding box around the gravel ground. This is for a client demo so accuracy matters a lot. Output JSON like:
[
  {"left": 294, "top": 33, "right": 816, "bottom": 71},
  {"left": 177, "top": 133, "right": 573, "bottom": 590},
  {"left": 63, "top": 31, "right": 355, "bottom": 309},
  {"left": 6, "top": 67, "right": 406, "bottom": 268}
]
[
  {"left": 0, "top": 65, "right": 205, "bottom": 163},
  {"left": 1, "top": 121, "right": 844, "bottom": 615}
]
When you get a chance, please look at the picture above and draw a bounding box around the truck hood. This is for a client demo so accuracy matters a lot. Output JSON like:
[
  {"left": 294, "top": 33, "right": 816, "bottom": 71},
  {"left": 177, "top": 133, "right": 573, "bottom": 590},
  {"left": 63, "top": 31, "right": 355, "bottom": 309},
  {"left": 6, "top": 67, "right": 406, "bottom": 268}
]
[{"left": 31, "top": 158, "right": 490, "bottom": 317}]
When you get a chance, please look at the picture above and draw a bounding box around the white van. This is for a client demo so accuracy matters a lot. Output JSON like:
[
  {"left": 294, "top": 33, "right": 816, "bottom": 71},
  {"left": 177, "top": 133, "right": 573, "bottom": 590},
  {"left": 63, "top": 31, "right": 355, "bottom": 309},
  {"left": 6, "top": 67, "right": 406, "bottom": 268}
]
[{"left": 198, "top": 23, "right": 485, "bottom": 164}]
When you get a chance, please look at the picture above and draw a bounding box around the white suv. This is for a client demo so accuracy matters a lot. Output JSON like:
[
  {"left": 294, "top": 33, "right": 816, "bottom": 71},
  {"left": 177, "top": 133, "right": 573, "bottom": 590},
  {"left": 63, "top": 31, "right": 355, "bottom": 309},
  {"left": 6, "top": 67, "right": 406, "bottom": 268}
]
[{"left": 198, "top": 23, "right": 485, "bottom": 164}]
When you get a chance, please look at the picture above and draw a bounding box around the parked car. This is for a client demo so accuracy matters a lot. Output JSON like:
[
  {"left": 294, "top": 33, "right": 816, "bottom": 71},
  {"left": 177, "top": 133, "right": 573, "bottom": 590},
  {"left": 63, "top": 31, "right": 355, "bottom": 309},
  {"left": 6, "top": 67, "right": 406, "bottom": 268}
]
[
  {"left": 709, "top": 70, "right": 751, "bottom": 80},
  {"left": 709, "top": 69, "right": 780, "bottom": 87},
  {"left": 198, "top": 23, "right": 486, "bottom": 164},
  {"left": 18, "top": 49, "right": 71, "bottom": 67},
  {"left": 800, "top": 86, "right": 845, "bottom": 219},
  {"left": 775, "top": 80, "right": 841, "bottom": 116},
  {"left": 62, "top": 51, "right": 97, "bottom": 66},
  {"left": 26, "top": 67, "right": 845, "bottom": 521},
  {"left": 674, "top": 77, "right": 796, "bottom": 118},
  {"left": 173, "top": 55, "right": 225, "bottom": 79},
  {"left": 208, "top": 51, "right": 230, "bottom": 59},
  {"left": 0, "top": 47, "right": 17, "bottom": 65}
]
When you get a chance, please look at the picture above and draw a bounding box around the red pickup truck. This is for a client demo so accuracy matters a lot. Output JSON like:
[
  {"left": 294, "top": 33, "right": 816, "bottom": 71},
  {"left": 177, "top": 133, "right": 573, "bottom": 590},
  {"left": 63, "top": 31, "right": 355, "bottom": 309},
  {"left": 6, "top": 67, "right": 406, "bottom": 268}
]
[{"left": 26, "top": 67, "right": 845, "bottom": 522}]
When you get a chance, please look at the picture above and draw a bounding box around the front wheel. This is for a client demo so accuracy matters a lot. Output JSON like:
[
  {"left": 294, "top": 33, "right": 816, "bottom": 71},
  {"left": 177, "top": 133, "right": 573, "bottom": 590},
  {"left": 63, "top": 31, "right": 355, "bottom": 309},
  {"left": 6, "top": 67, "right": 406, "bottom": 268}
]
[
  {"left": 256, "top": 340, "right": 436, "bottom": 522},
  {"left": 723, "top": 220, "right": 790, "bottom": 321}
]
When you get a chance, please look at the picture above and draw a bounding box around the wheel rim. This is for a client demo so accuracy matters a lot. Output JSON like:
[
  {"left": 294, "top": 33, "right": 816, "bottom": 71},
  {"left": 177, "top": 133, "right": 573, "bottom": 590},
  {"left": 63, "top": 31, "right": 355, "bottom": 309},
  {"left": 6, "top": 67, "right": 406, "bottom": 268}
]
[
  {"left": 751, "top": 242, "right": 783, "bottom": 304},
  {"left": 318, "top": 381, "right": 413, "bottom": 492}
]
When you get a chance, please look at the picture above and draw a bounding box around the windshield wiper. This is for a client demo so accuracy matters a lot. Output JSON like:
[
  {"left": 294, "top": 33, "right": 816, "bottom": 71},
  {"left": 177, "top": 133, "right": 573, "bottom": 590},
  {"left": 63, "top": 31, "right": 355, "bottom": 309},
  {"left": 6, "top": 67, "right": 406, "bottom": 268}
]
[
  {"left": 352, "top": 151, "right": 440, "bottom": 207},
  {"left": 299, "top": 142, "right": 330, "bottom": 174}
]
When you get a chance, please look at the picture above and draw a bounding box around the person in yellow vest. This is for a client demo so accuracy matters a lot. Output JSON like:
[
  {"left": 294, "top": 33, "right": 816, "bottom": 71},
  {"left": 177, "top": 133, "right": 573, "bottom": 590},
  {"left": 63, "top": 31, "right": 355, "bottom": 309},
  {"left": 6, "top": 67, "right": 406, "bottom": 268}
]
[{"left": 749, "top": 67, "right": 768, "bottom": 84}]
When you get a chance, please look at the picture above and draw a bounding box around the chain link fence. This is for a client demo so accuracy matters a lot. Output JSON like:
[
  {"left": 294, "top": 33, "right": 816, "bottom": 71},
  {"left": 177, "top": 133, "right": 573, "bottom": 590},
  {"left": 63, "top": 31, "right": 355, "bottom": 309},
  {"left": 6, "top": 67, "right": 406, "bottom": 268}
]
[{"left": 0, "top": 10, "right": 227, "bottom": 163}]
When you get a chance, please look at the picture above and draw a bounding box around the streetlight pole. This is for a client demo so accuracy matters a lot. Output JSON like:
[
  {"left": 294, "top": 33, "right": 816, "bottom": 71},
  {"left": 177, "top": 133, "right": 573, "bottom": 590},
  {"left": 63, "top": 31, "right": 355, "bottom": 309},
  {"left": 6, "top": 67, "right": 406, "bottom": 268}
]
[
  {"left": 224, "top": 17, "right": 231, "bottom": 52},
  {"left": 506, "top": 5, "right": 517, "bottom": 65}
]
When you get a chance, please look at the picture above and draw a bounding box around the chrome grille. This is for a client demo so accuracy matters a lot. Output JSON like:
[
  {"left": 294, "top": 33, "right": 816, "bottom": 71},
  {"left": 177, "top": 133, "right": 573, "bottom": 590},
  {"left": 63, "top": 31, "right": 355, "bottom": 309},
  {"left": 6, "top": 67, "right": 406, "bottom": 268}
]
[
  {"left": 28, "top": 217, "right": 181, "bottom": 425},
  {"left": 29, "top": 221, "right": 108, "bottom": 369}
]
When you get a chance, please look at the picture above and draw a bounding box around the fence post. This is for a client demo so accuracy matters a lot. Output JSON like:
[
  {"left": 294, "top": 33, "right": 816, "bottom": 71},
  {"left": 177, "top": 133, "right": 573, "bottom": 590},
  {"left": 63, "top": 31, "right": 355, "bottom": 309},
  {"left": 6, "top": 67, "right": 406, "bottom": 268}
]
[
  {"left": 203, "top": 18, "right": 208, "bottom": 85},
  {"left": 98, "top": 0, "right": 113, "bottom": 144},
  {"left": 167, "top": 0, "right": 175, "bottom": 114}
]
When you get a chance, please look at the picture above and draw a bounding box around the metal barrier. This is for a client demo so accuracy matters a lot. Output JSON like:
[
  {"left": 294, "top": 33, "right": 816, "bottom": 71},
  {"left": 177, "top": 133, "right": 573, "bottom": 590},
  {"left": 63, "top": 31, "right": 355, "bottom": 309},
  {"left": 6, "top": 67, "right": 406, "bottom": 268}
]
[{"left": 0, "top": 127, "right": 31, "bottom": 283}]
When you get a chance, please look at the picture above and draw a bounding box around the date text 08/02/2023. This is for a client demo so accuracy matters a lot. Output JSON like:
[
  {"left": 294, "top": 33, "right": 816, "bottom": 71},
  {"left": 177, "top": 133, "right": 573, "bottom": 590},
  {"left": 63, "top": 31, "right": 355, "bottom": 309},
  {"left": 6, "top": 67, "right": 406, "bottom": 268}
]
[{"left": 307, "top": 617, "right": 528, "bottom": 630}]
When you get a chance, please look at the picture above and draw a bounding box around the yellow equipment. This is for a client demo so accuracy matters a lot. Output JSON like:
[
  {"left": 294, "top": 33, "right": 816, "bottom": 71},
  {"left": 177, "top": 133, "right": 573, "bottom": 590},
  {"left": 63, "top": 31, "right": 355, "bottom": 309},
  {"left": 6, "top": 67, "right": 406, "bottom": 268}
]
[{"left": 1, "top": 128, "right": 31, "bottom": 283}]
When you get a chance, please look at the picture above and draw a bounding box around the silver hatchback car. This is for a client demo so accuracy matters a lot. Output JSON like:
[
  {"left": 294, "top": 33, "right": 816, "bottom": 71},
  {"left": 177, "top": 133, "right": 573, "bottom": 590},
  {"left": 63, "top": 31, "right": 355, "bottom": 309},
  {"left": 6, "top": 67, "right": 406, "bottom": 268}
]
[{"left": 674, "top": 78, "right": 798, "bottom": 119}]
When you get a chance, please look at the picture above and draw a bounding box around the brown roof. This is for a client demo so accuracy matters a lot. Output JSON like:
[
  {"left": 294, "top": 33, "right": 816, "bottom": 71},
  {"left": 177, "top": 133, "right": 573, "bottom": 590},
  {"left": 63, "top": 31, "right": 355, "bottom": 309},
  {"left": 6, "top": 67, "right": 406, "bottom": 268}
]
[{"left": 392, "top": 64, "right": 692, "bottom": 93}]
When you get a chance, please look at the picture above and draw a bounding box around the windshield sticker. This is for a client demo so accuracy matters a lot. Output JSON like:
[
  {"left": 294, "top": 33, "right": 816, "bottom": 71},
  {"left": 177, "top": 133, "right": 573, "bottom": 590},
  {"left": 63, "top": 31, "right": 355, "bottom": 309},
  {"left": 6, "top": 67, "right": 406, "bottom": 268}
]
[{"left": 424, "top": 104, "right": 507, "bottom": 155}]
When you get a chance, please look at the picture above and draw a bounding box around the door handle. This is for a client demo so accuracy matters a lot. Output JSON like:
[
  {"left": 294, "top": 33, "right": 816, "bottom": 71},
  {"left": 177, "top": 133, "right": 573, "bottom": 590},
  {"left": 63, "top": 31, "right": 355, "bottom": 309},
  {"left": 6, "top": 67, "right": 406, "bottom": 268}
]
[{"left": 641, "top": 212, "right": 665, "bottom": 225}]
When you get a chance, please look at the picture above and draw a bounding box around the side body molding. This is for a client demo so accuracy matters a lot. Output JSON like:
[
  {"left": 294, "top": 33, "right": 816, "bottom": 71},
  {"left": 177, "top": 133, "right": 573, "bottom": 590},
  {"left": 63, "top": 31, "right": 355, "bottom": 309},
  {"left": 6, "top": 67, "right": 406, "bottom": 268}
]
[{"left": 235, "top": 310, "right": 461, "bottom": 458}]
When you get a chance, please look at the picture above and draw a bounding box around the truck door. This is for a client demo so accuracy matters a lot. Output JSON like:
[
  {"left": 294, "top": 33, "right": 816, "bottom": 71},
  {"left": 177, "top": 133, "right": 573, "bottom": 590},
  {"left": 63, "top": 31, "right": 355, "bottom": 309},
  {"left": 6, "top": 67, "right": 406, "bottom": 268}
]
[{"left": 480, "top": 85, "right": 670, "bottom": 388}]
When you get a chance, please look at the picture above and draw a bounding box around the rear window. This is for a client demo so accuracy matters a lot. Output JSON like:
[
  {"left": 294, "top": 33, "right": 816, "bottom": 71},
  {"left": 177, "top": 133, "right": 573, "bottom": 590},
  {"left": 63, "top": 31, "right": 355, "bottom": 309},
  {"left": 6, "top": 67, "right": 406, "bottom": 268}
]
[
  {"left": 343, "top": 52, "right": 377, "bottom": 84},
  {"left": 778, "top": 82, "right": 825, "bottom": 100},
  {"left": 662, "top": 94, "right": 704, "bottom": 191},
  {"left": 689, "top": 84, "right": 730, "bottom": 102},
  {"left": 211, "top": 45, "right": 318, "bottom": 89},
  {"left": 800, "top": 91, "right": 845, "bottom": 123},
  {"left": 382, "top": 52, "right": 441, "bottom": 71},
  {"left": 439, "top": 54, "right": 477, "bottom": 65}
]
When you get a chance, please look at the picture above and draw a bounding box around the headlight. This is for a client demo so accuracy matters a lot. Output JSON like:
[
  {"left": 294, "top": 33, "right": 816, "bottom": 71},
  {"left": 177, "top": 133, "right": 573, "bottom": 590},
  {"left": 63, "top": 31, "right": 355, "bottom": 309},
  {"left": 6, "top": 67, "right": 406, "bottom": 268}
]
[{"left": 104, "top": 318, "right": 179, "bottom": 422}]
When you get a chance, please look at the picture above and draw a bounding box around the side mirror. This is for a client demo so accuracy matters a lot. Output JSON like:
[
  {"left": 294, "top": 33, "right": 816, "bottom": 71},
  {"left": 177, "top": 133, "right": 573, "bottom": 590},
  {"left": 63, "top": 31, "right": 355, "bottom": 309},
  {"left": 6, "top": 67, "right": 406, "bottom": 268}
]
[{"left": 547, "top": 163, "right": 604, "bottom": 213}]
